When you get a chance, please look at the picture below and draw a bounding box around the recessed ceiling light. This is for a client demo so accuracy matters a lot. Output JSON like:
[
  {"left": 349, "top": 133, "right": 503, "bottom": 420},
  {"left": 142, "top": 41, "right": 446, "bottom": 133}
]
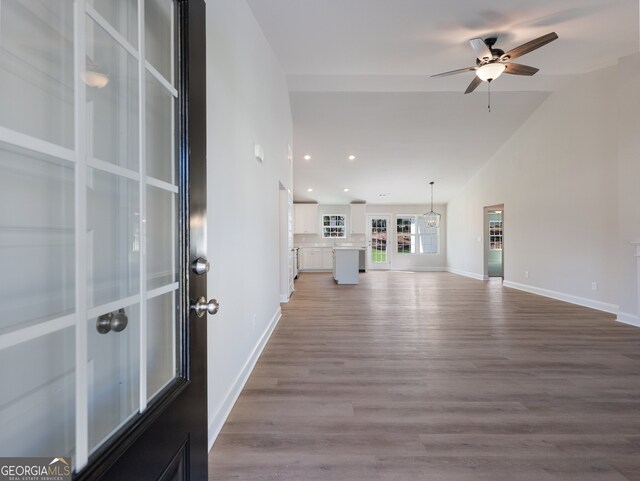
[
  {"left": 348, "top": 155, "right": 356, "bottom": 160},
  {"left": 343, "top": 188, "right": 350, "bottom": 192},
  {"left": 307, "top": 188, "right": 313, "bottom": 192},
  {"left": 303, "top": 154, "right": 311, "bottom": 160}
]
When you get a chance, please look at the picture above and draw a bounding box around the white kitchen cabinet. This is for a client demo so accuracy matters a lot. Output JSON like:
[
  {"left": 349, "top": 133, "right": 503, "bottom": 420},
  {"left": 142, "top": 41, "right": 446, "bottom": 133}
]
[
  {"left": 294, "top": 203, "right": 319, "bottom": 234},
  {"left": 299, "top": 247, "right": 332, "bottom": 271},
  {"left": 350, "top": 204, "right": 366, "bottom": 234},
  {"left": 300, "top": 248, "right": 322, "bottom": 270},
  {"left": 322, "top": 249, "right": 333, "bottom": 269}
]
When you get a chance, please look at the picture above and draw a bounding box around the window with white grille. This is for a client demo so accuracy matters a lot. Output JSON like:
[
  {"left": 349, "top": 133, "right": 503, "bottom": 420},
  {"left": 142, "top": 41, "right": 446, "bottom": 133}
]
[
  {"left": 322, "top": 215, "right": 346, "bottom": 238},
  {"left": 396, "top": 215, "right": 438, "bottom": 254}
]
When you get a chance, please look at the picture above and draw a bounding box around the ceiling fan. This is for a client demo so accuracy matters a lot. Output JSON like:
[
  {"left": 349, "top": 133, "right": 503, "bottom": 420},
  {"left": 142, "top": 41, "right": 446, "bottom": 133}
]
[{"left": 432, "top": 32, "right": 559, "bottom": 94}]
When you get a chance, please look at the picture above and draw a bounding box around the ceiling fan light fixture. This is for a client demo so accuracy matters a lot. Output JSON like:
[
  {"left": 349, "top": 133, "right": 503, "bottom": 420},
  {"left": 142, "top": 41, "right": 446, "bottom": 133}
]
[
  {"left": 476, "top": 63, "right": 506, "bottom": 82},
  {"left": 81, "top": 70, "right": 109, "bottom": 88}
]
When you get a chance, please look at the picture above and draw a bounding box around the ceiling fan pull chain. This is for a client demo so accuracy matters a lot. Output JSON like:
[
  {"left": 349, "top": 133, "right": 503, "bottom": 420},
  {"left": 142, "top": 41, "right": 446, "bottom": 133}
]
[{"left": 488, "top": 80, "right": 491, "bottom": 113}]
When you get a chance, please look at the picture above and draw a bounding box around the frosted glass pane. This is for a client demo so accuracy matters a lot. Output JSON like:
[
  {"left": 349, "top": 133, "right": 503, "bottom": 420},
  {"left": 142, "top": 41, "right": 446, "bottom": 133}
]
[
  {"left": 0, "top": 0, "right": 74, "bottom": 148},
  {"left": 147, "top": 292, "right": 177, "bottom": 400},
  {"left": 145, "top": 0, "right": 173, "bottom": 83},
  {"left": 86, "top": 18, "right": 139, "bottom": 170},
  {"left": 146, "top": 73, "right": 174, "bottom": 183},
  {"left": 88, "top": 303, "right": 140, "bottom": 453},
  {"left": 87, "top": 169, "right": 140, "bottom": 308},
  {"left": 146, "top": 186, "right": 176, "bottom": 290},
  {"left": 0, "top": 144, "right": 74, "bottom": 331},
  {"left": 88, "top": 0, "right": 138, "bottom": 48},
  {"left": 0, "top": 327, "right": 75, "bottom": 457}
]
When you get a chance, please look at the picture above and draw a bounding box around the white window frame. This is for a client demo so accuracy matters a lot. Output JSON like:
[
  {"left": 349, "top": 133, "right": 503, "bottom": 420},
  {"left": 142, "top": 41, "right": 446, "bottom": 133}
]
[
  {"left": 396, "top": 215, "right": 417, "bottom": 254},
  {"left": 489, "top": 220, "right": 503, "bottom": 250},
  {"left": 396, "top": 215, "right": 439, "bottom": 254},
  {"left": 321, "top": 214, "right": 346, "bottom": 238}
]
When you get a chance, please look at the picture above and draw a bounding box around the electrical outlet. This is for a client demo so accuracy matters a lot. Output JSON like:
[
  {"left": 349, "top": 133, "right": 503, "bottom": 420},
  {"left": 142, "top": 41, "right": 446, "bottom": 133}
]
[
  {"left": 252, "top": 314, "right": 257, "bottom": 329},
  {"left": 592, "top": 282, "right": 598, "bottom": 291},
  {"left": 524, "top": 271, "right": 529, "bottom": 278}
]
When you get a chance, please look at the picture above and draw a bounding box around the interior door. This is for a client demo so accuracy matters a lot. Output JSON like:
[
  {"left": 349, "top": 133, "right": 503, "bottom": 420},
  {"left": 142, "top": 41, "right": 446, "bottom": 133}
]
[
  {"left": 366, "top": 215, "right": 391, "bottom": 270},
  {"left": 0, "top": 1, "right": 209, "bottom": 480}
]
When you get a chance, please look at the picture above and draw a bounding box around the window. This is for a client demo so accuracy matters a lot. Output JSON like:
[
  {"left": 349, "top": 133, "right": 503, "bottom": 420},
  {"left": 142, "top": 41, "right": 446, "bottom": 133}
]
[
  {"left": 489, "top": 220, "right": 503, "bottom": 250},
  {"left": 397, "top": 216, "right": 416, "bottom": 253},
  {"left": 396, "top": 215, "right": 438, "bottom": 254},
  {"left": 322, "top": 214, "right": 346, "bottom": 238}
]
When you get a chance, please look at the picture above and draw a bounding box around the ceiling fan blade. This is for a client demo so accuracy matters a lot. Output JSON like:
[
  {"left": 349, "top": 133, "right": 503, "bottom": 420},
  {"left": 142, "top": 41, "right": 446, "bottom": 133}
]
[
  {"left": 504, "top": 63, "right": 539, "bottom": 76},
  {"left": 431, "top": 66, "right": 476, "bottom": 78},
  {"left": 464, "top": 75, "right": 482, "bottom": 94},
  {"left": 502, "top": 32, "right": 558, "bottom": 60},
  {"left": 469, "top": 37, "right": 492, "bottom": 61}
]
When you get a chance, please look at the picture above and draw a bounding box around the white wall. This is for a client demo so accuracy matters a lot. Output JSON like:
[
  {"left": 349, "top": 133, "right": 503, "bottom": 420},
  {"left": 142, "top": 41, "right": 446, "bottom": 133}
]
[
  {"left": 366, "top": 204, "right": 447, "bottom": 271},
  {"left": 447, "top": 59, "right": 640, "bottom": 315},
  {"left": 206, "top": 0, "right": 293, "bottom": 449},
  {"left": 616, "top": 53, "right": 640, "bottom": 325}
]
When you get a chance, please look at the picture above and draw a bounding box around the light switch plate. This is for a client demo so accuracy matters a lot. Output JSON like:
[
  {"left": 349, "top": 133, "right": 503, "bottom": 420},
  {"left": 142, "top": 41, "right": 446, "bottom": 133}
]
[{"left": 254, "top": 143, "right": 264, "bottom": 163}]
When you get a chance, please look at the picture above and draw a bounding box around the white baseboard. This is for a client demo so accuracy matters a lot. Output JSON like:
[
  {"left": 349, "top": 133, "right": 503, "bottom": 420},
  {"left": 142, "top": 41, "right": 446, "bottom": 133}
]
[
  {"left": 502, "top": 280, "right": 618, "bottom": 314},
  {"left": 404, "top": 266, "right": 448, "bottom": 272},
  {"left": 207, "top": 307, "right": 282, "bottom": 451},
  {"left": 447, "top": 267, "right": 487, "bottom": 281},
  {"left": 279, "top": 294, "right": 289, "bottom": 303},
  {"left": 616, "top": 311, "right": 640, "bottom": 328}
]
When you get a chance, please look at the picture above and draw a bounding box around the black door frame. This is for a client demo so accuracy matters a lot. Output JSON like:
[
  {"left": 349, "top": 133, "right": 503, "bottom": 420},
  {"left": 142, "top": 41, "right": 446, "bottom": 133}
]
[{"left": 74, "top": 1, "right": 208, "bottom": 479}]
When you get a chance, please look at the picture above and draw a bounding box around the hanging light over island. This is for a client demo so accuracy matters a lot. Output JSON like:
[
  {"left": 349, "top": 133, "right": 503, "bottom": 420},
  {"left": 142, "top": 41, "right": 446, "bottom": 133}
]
[{"left": 423, "top": 181, "right": 441, "bottom": 228}]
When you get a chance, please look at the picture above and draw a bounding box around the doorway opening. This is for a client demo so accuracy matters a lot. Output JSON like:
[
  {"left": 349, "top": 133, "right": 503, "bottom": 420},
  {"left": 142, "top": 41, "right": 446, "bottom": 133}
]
[
  {"left": 279, "top": 183, "right": 293, "bottom": 302},
  {"left": 484, "top": 205, "right": 504, "bottom": 280}
]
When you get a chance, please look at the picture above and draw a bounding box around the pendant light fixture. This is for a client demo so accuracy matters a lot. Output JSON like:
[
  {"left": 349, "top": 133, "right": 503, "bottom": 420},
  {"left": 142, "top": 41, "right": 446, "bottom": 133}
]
[{"left": 424, "top": 181, "right": 441, "bottom": 228}]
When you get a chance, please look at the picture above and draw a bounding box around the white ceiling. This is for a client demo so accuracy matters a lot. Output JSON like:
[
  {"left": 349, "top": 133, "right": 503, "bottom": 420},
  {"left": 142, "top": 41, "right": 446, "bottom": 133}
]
[{"left": 246, "top": 0, "right": 639, "bottom": 204}]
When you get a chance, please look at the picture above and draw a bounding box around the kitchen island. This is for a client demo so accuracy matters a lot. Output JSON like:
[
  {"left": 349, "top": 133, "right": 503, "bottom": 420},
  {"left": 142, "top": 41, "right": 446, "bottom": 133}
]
[{"left": 333, "top": 247, "right": 361, "bottom": 284}]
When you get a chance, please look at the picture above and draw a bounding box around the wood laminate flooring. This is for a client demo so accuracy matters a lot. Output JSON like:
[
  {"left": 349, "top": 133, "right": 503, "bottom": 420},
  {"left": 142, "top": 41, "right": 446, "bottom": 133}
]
[{"left": 209, "top": 272, "right": 640, "bottom": 481}]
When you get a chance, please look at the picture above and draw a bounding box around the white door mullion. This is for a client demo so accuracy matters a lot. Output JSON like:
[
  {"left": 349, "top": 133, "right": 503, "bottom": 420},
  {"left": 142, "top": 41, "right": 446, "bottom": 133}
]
[
  {"left": 138, "top": 0, "right": 148, "bottom": 413},
  {"left": 73, "top": 0, "right": 89, "bottom": 471},
  {"left": 0, "top": 126, "right": 76, "bottom": 163},
  {"left": 170, "top": 3, "right": 175, "bottom": 88},
  {"left": 85, "top": 4, "right": 140, "bottom": 62},
  {"left": 170, "top": 0, "right": 178, "bottom": 400},
  {"left": 0, "top": 314, "right": 76, "bottom": 351},
  {"left": 145, "top": 61, "right": 178, "bottom": 98}
]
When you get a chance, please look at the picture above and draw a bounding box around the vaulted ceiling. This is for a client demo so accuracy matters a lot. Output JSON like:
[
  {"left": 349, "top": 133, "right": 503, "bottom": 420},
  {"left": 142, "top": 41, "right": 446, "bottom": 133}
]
[{"left": 246, "top": 0, "right": 639, "bottom": 204}]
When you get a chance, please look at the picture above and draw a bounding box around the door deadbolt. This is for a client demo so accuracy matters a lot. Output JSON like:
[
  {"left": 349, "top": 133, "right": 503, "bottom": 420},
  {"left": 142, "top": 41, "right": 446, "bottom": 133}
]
[
  {"left": 191, "top": 257, "right": 210, "bottom": 275},
  {"left": 190, "top": 296, "right": 219, "bottom": 317}
]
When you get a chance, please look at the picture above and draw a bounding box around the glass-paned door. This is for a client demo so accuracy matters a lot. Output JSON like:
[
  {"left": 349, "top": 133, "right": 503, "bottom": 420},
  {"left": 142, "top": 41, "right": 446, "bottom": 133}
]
[
  {"left": 367, "top": 215, "right": 390, "bottom": 270},
  {"left": 0, "top": 0, "right": 181, "bottom": 473}
]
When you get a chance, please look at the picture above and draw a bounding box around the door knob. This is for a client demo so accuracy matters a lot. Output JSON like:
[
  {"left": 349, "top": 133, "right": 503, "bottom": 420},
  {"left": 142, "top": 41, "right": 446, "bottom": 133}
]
[
  {"left": 96, "top": 308, "right": 129, "bottom": 334},
  {"left": 190, "top": 296, "right": 219, "bottom": 317}
]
